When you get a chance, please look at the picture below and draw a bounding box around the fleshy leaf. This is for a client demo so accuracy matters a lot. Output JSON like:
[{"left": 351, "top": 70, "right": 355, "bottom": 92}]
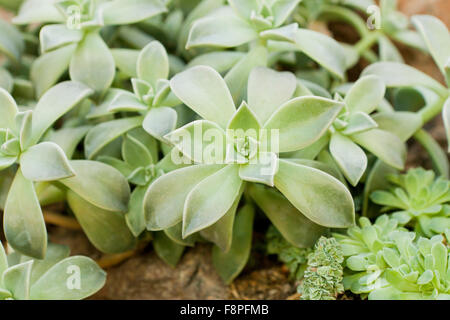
[
  {"left": 166, "top": 120, "right": 226, "bottom": 164},
  {"left": 264, "top": 96, "right": 343, "bottom": 153},
  {"left": 187, "top": 7, "right": 258, "bottom": 49},
  {"left": 0, "top": 87, "right": 18, "bottom": 130},
  {"left": 443, "top": 97, "right": 450, "bottom": 152},
  {"left": 4, "top": 168, "right": 47, "bottom": 259},
  {"left": 20, "top": 142, "right": 75, "bottom": 182},
  {"left": 239, "top": 152, "right": 279, "bottom": 187},
  {"left": 212, "top": 204, "right": 254, "bottom": 284},
  {"left": 183, "top": 164, "right": 243, "bottom": 237},
  {"left": 247, "top": 67, "right": 296, "bottom": 125},
  {"left": 30, "top": 81, "right": 93, "bottom": 146},
  {"left": 67, "top": 191, "right": 136, "bottom": 254},
  {"left": 274, "top": 160, "right": 355, "bottom": 228},
  {"left": 143, "top": 107, "right": 178, "bottom": 142},
  {"left": 352, "top": 129, "right": 406, "bottom": 170},
  {"left": 69, "top": 31, "right": 115, "bottom": 93},
  {"left": 412, "top": 15, "right": 450, "bottom": 78},
  {"left": 153, "top": 232, "right": 185, "bottom": 268},
  {"left": 144, "top": 164, "right": 223, "bottom": 230},
  {"left": 170, "top": 65, "right": 236, "bottom": 128},
  {"left": 345, "top": 76, "right": 386, "bottom": 115},
  {"left": 102, "top": 0, "right": 167, "bottom": 25},
  {"left": 330, "top": 132, "right": 367, "bottom": 186},
  {"left": 60, "top": 160, "right": 131, "bottom": 213},
  {"left": 137, "top": 41, "right": 169, "bottom": 87},
  {"left": 39, "top": 24, "right": 82, "bottom": 53},
  {"left": 2, "top": 260, "right": 33, "bottom": 300},
  {"left": 30, "top": 255, "right": 106, "bottom": 300},
  {"left": 248, "top": 184, "right": 326, "bottom": 247},
  {"left": 84, "top": 117, "right": 143, "bottom": 159},
  {"left": 372, "top": 111, "right": 423, "bottom": 142}
]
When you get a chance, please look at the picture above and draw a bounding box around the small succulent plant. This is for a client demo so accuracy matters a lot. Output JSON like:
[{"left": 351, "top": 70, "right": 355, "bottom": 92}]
[
  {"left": 298, "top": 236, "right": 344, "bottom": 300},
  {"left": 0, "top": 242, "right": 105, "bottom": 300},
  {"left": 371, "top": 168, "right": 450, "bottom": 237}
]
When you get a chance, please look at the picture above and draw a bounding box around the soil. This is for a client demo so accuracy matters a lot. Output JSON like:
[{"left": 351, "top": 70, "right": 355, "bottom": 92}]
[{"left": 1, "top": 0, "right": 449, "bottom": 300}]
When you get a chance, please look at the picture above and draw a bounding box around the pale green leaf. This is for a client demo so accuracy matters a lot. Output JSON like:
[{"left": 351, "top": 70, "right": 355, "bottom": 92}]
[
  {"left": 137, "top": 41, "right": 169, "bottom": 87},
  {"left": 30, "top": 255, "right": 106, "bottom": 300},
  {"left": 60, "top": 160, "right": 131, "bottom": 213},
  {"left": 30, "top": 81, "right": 93, "bottom": 146},
  {"left": 69, "top": 31, "right": 115, "bottom": 93},
  {"left": 39, "top": 24, "right": 82, "bottom": 53},
  {"left": 187, "top": 7, "right": 258, "bottom": 49},
  {"left": 247, "top": 67, "right": 296, "bottom": 125},
  {"left": 274, "top": 160, "right": 355, "bottom": 228},
  {"left": 0, "top": 87, "right": 18, "bottom": 130},
  {"left": 102, "top": 0, "right": 167, "bottom": 25},
  {"left": 144, "top": 164, "right": 223, "bottom": 230},
  {"left": 170, "top": 65, "right": 236, "bottom": 128},
  {"left": 2, "top": 260, "right": 32, "bottom": 300},
  {"left": 153, "top": 231, "right": 185, "bottom": 268},
  {"left": 183, "top": 164, "right": 243, "bottom": 237},
  {"left": 143, "top": 107, "right": 178, "bottom": 142},
  {"left": 330, "top": 132, "right": 367, "bottom": 186},
  {"left": 248, "top": 184, "right": 326, "bottom": 247},
  {"left": 352, "top": 129, "right": 406, "bottom": 170},
  {"left": 67, "top": 191, "right": 136, "bottom": 254},
  {"left": 4, "top": 168, "right": 47, "bottom": 259},
  {"left": 20, "top": 142, "right": 75, "bottom": 182},
  {"left": 264, "top": 96, "right": 343, "bottom": 153},
  {"left": 345, "top": 75, "right": 386, "bottom": 115},
  {"left": 212, "top": 203, "right": 254, "bottom": 284},
  {"left": 84, "top": 117, "right": 143, "bottom": 159}
]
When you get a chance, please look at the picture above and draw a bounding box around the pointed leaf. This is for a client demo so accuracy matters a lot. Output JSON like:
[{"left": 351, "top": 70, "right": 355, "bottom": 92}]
[
  {"left": 30, "top": 81, "right": 93, "bottom": 146},
  {"left": 137, "top": 41, "right": 169, "bottom": 87},
  {"left": 330, "top": 132, "right": 367, "bottom": 186},
  {"left": 39, "top": 24, "right": 82, "bottom": 53},
  {"left": 2, "top": 260, "right": 32, "bottom": 300},
  {"left": 352, "top": 129, "right": 406, "bottom": 170},
  {"left": 60, "top": 160, "right": 131, "bottom": 213},
  {"left": 84, "top": 117, "right": 143, "bottom": 159},
  {"left": 144, "top": 164, "right": 223, "bottom": 230},
  {"left": 274, "top": 160, "right": 355, "bottom": 228},
  {"left": 0, "top": 88, "right": 18, "bottom": 130},
  {"left": 102, "top": 0, "right": 167, "bottom": 25},
  {"left": 264, "top": 96, "right": 343, "bottom": 153},
  {"left": 170, "top": 65, "right": 236, "bottom": 128},
  {"left": 183, "top": 164, "right": 243, "bottom": 237},
  {"left": 247, "top": 67, "right": 296, "bottom": 125},
  {"left": 143, "top": 107, "right": 178, "bottom": 142},
  {"left": 345, "top": 76, "right": 386, "bottom": 115},
  {"left": 248, "top": 184, "right": 326, "bottom": 247},
  {"left": 212, "top": 204, "right": 254, "bottom": 284},
  {"left": 187, "top": 7, "right": 258, "bottom": 49},
  {"left": 153, "top": 231, "right": 185, "bottom": 268},
  {"left": 69, "top": 32, "right": 115, "bottom": 93}
]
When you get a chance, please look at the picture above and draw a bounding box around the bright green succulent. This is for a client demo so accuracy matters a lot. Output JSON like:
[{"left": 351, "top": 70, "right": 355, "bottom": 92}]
[
  {"left": 333, "top": 215, "right": 405, "bottom": 297},
  {"left": 298, "top": 236, "right": 344, "bottom": 300},
  {"left": 371, "top": 168, "right": 450, "bottom": 237},
  {"left": 334, "top": 215, "right": 450, "bottom": 300},
  {"left": 0, "top": 242, "right": 105, "bottom": 300}
]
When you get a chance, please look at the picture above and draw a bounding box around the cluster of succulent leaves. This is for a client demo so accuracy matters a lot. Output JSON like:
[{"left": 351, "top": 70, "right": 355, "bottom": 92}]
[
  {"left": 334, "top": 215, "right": 450, "bottom": 300},
  {"left": 298, "top": 237, "right": 344, "bottom": 300},
  {"left": 0, "top": 0, "right": 449, "bottom": 300},
  {"left": 371, "top": 168, "right": 450, "bottom": 238}
]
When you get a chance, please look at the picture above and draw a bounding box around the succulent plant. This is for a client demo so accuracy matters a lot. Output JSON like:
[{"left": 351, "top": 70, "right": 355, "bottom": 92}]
[
  {"left": 298, "top": 236, "right": 344, "bottom": 300},
  {"left": 371, "top": 168, "right": 450, "bottom": 237}
]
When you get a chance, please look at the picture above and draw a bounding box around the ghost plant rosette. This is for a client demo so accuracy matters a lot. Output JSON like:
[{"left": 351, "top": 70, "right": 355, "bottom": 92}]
[{"left": 143, "top": 65, "right": 355, "bottom": 255}]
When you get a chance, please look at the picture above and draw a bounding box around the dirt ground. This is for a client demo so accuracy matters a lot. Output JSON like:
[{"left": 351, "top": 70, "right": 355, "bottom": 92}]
[{"left": 1, "top": 0, "right": 449, "bottom": 300}]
